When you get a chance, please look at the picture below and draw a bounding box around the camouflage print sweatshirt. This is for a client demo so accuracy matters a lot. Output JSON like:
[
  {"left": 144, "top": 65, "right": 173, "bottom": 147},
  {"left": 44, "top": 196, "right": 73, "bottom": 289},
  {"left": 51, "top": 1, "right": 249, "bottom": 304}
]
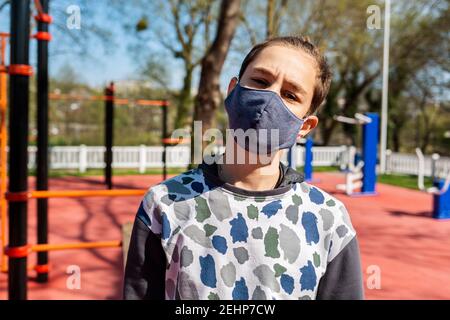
[{"left": 123, "top": 162, "right": 364, "bottom": 300}]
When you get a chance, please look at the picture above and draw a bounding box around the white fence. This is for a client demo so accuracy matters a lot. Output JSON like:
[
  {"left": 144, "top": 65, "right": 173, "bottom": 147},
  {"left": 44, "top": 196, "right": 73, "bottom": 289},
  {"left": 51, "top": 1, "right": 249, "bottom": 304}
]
[
  {"left": 23, "top": 145, "right": 347, "bottom": 173},
  {"left": 17, "top": 145, "right": 450, "bottom": 178},
  {"left": 26, "top": 145, "right": 191, "bottom": 173},
  {"left": 386, "top": 150, "right": 450, "bottom": 179}
]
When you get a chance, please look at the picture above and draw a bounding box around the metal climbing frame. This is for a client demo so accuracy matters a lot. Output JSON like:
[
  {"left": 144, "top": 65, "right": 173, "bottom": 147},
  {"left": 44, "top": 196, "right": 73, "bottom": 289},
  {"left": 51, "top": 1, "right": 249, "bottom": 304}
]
[
  {"left": 415, "top": 148, "right": 450, "bottom": 219},
  {"left": 334, "top": 113, "right": 379, "bottom": 196},
  {"left": 1, "top": 0, "right": 173, "bottom": 300},
  {"left": 0, "top": 32, "right": 8, "bottom": 276}
]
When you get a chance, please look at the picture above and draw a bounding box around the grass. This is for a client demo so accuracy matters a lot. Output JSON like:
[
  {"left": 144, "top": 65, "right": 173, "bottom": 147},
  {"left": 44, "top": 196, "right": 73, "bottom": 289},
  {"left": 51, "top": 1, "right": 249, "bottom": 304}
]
[
  {"left": 28, "top": 167, "right": 188, "bottom": 178},
  {"left": 31, "top": 166, "right": 338, "bottom": 178},
  {"left": 28, "top": 166, "right": 433, "bottom": 191},
  {"left": 296, "top": 166, "right": 338, "bottom": 173},
  {"left": 296, "top": 166, "right": 434, "bottom": 190},
  {"left": 378, "top": 173, "right": 434, "bottom": 190}
]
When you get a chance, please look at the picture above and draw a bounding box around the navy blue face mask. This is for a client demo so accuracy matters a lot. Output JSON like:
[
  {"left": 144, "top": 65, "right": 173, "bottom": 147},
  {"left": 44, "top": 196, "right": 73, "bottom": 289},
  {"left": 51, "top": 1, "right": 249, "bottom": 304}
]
[{"left": 224, "top": 82, "right": 306, "bottom": 154}]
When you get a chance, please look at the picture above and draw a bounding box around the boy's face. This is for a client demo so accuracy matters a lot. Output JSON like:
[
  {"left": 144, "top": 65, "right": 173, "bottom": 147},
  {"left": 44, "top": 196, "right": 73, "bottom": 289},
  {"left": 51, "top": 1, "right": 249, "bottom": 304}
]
[{"left": 228, "top": 45, "right": 319, "bottom": 137}]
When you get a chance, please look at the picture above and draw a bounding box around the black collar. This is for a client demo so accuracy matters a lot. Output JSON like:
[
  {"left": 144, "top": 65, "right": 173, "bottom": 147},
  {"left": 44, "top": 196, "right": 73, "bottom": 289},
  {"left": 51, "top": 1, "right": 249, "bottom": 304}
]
[{"left": 197, "top": 161, "right": 304, "bottom": 197}]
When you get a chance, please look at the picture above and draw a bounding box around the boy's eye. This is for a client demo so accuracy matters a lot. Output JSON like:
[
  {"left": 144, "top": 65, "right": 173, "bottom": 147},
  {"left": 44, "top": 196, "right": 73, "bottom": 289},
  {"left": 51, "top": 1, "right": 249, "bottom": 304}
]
[
  {"left": 284, "top": 91, "right": 298, "bottom": 101},
  {"left": 251, "top": 78, "right": 269, "bottom": 86}
]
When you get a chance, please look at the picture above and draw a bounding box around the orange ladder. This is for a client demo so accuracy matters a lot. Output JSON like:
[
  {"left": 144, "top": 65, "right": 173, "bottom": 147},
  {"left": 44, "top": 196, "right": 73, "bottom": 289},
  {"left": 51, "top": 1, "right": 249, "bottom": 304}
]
[{"left": 0, "top": 32, "right": 9, "bottom": 273}]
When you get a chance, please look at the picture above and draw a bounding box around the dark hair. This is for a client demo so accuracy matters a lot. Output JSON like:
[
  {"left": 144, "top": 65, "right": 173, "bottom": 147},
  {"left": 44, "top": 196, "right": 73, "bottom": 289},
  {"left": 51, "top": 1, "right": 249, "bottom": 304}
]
[{"left": 238, "top": 36, "right": 332, "bottom": 115}]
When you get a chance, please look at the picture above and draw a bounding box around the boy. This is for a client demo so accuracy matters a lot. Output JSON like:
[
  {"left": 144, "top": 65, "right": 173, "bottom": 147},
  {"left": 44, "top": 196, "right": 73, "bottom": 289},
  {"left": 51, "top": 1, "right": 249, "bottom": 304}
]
[{"left": 123, "top": 36, "right": 364, "bottom": 300}]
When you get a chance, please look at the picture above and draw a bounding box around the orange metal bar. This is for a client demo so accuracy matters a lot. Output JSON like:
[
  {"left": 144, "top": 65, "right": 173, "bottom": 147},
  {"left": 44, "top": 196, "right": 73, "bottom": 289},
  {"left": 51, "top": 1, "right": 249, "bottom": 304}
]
[
  {"left": 32, "top": 31, "right": 52, "bottom": 41},
  {"left": 113, "top": 98, "right": 130, "bottom": 105},
  {"left": 1, "top": 264, "right": 44, "bottom": 273},
  {"left": 34, "top": 13, "right": 53, "bottom": 24},
  {"left": 30, "top": 189, "right": 146, "bottom": 199},
  {"left": 4, "top": 241, "right": 122, "bottom": 255},
  {"left": 1, "top": 240, "right": 121, "bottom": 273},
  {"left": 162, "top": 137, "right": 184, "bottom": 145},
  {"left": 8, "top": 64, "right": 34, "bottom": 76},
  {"left": 2, "top": 240, "right": 122, "bottom": 264},
  {"left": 34, "top": 264, "right": 50, "bottom": 274},
  {"left": 4, "top": 245, "right": 32, "bottom": 258},
  {"left": 31, "top": 240, "right": 122, "bottom": 252},
  {"left": 136, "top": 99, "right": 169, "bottom": 106},
  {"left": 34, "top": 0, "right": 44, "bottom": 15},
  {"left": 48, "top": 93, "right": 169, "bottom": 107},
  {"left": 0, "top": 33, "right": 8, "bottom": 273},
  {"left": 0, "top": 32, "right": 52, "bottom": 40},
  {"left": 5, "top": 188, "right": 147, "bottom": 201},
  {"left": 48, "top": 93, "right": 105, "bottom": 101}
]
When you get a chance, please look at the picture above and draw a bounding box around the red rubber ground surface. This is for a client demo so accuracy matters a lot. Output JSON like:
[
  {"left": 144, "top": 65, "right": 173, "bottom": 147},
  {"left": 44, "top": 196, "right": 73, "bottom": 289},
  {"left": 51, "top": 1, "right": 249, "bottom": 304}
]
[{"left": 1, "top": 172, "right": 449, "bottom": 300}]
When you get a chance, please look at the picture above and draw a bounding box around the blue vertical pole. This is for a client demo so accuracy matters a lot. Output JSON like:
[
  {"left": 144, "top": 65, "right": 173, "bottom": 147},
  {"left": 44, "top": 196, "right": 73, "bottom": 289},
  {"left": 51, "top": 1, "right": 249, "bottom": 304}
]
[
  {"left": 433, "top": 179, "right": 450, "bottom": 219},
  {"left": 304, "top": 137, "right": 313, "bottom": 181},
  {"left": 362, "top": 113, "right": 379, "bottom": 194}
]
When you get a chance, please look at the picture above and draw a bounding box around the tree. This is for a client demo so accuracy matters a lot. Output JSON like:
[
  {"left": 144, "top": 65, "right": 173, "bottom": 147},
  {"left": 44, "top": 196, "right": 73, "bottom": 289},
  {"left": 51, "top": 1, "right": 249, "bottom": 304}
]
[
  {"left": 121, "top": 0, "right": 218, "bottom": 130},
  {"left": 266, "top": 0, "right": 289, "bottom": 38},
  {"left": 237, "top": 0, "right": 384, "bottom": 145},
  {"left": 386, "top": 0, "right": 449, "bottom": 152},
  {"left": 191, "top": 0, "right": 241, "bottom": 164},
  {"left": 163, "top": 0, "right": 217, "bottom": 130},
  {"left": 281, "top": 0, "right": 449, "bottom": 151},
  {"left": 0, "top": 1, "right": 9, "bottom": 12}
]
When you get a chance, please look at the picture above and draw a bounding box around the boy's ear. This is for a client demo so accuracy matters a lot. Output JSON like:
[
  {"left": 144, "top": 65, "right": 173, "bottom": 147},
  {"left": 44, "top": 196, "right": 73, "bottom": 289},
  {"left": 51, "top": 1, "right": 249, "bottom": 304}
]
[
  {"left": 227, "top": 77, "right": 238, "bottom": 95},
  {"left": 298, "top": 115, "right": 318, "bottom": 138}
]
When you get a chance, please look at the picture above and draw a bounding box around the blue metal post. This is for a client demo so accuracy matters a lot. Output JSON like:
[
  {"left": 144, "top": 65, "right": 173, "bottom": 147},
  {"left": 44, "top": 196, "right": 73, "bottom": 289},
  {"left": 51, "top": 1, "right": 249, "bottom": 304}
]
[
  {"left": 433, "top": 179, "right": 450, "bottom": 219},
  {"left": 304, "top": 137, "right": 313, "bottom": 181},
  {"left": 361, "top": 113, "right": 379, "bottom": 194}
]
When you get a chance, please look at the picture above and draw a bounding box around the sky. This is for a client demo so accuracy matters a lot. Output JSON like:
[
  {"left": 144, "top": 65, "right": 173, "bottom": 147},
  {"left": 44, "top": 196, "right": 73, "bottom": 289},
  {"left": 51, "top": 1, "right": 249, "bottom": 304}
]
[
  {"left": 1, "top": 2, "right": 127, "bottom": 87},
  {"left": 0, "top": 1, "right": 242, "bottom": 93}
]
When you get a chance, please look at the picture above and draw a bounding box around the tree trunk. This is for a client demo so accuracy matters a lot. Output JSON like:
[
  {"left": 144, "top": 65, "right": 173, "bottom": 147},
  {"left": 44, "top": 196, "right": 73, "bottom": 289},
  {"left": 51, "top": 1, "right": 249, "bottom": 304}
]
[
  {"left": 266, "top": 0, "right": 288, "bottom": 39},
  {"left": 190, "top": 0, "right": 241, "bottom": 167},
  {"left": 421, "top": 116, "right": 431, "bottom": 153},
  {"left": 392, "top": 127, "right": 401, "bottom": 152},
  {"left": 321, "top": 119, "right": 338, "bottom": 146},
  {"left": 266, "top": 0, "right": 275, "bottom": 38},
  {"left": 174, "top": 64, "right": 194, "bottom": 129}
]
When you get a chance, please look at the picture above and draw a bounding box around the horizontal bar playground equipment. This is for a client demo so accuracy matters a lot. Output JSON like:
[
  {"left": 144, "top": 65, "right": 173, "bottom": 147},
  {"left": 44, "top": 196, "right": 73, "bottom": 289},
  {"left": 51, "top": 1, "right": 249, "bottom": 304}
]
[
  {"left": 5, "top": 189, "right": 147, "bottom": 201},
  {"left": 0, "top": 0, "right": 174, "bottom": 300}
]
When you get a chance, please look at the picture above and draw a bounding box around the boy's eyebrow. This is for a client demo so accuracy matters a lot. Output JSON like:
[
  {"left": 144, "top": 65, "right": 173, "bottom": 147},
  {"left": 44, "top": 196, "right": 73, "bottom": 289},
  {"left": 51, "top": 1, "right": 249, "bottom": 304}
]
[{"left": 252, "top": 66, "right": 307, "bottom": 96}]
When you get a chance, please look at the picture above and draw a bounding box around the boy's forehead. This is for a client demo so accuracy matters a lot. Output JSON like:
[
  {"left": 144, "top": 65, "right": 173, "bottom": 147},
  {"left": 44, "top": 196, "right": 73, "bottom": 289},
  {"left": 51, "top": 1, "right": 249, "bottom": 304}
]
[{"left": 246, "top": 45, "right": 317, "bottom": 82}]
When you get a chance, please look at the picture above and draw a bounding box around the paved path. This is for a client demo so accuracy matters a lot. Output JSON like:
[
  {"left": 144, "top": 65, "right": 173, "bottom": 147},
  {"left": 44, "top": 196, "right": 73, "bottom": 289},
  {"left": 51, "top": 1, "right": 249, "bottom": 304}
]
[{"left": 0, "top": 172, "right": 449, "bottom": 299}]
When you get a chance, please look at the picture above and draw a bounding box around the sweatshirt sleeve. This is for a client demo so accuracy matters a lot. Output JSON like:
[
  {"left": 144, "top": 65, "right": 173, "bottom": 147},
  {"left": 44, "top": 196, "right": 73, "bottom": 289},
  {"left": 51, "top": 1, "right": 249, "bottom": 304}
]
[
  {"left": 316, "top": 236, "right": 364, "bottom": 300},
  {"left": 123, "top": 201, "right": 167, "bottom": 300}
]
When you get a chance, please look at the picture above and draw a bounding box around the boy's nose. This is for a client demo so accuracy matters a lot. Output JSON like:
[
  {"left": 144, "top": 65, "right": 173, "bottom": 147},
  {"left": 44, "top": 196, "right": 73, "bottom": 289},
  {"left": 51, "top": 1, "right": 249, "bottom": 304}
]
[{"left": 265, "top": 80, "right": 283, "bottom": 98}]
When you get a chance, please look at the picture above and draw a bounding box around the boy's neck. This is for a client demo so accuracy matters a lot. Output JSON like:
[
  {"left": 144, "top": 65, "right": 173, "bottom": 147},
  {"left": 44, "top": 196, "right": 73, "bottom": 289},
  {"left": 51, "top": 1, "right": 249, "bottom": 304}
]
[{"left": 217, "top": 141, "right": 282, "bottom": 191}]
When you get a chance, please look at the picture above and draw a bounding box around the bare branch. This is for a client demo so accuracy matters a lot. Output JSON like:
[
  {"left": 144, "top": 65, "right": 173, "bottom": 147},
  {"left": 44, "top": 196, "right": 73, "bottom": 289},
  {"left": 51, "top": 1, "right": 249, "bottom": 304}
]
[
  {"left": 169, "top": 0, "right": 188, "bottom": 53},
  {"left": 239, "top": 12, "right": 257, "bottom": 46},
  {"left": 0, "top": 0, "right": 9, "bottom": 12}
]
